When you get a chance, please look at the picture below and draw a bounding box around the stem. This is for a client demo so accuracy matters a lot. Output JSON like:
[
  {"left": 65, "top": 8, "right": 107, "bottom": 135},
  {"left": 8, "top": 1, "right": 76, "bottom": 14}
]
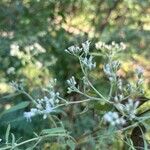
[
  {"left": 21, "top": 90, "right": 38, "bottom": 105},
  {"left": 48, "top": 115, "right": 57, "bottom": 127},
  {"left": 79, "top": 58, "right": 108, "bottom": 103},
  {"left": 58, "top": 96, "right": 68, "bottom": 103},
  {"left": 75, "top": 89, "right": 102, "bottom": 101},
  {"left": 109, "top": 82, "right": 113, "bottom": 100},
  {"left": 53, "top": 98, "right": 96, "bottom": 110}
]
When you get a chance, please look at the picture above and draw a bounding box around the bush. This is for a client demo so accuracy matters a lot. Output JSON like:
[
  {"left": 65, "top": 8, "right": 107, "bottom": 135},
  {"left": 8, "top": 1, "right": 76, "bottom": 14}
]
[{"left": 0, "top": 41, "right": 150, "bottom": 150}]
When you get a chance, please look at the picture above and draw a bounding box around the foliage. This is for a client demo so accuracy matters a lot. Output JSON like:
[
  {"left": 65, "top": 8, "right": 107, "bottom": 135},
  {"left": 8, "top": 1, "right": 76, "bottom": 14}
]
[
  {"left": 0, "top": 0, "right": 150, "bottom": 149},
  {"left": 0, "top": 41, "right": 150, "bottom": 149}
]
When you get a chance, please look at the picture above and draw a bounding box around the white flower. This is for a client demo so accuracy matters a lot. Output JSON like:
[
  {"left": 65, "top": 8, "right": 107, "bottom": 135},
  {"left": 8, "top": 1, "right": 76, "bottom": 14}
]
[
  {"left": 104, "top": 111, "right": 126, "bottom": 126},
  {"left": 42, "top": 102, "right": 54, "bottom": 119},
  {"left": 0, "top": 138, "right": 2, "bottom": 142},
  {"left": 66, "top": 41, "right": 91, "bottom": 56},
  {"left": 81, "top": 56, "right": 96, "bottom": 70},
  {"left": 104, "top": 112, "right": 113, "bottom": 122},
  {"left": 117, "top": 99, "right": 139, "bottom": 119},
  {"left": 24, "top": 87, "right": 60, "bottom": 121},
  {"left": 95, "top": 41, "right": 126, "bottom": 52},
  {"left": 120, "top": 42, "right": 126, "bottom": 50},
  {"left": 7, "top": 67, "right": 15, "bottom": 74},
  {"left": 65, "top": 45, "right": 82, "bottom": 56},
  {"left": 10, "top": 81, "right": 23, "bottom": 91},
  {"left": 103, "top": 64, "right": 111, "bottom": 76},
  {"left": 82, "top": 40, "right": 90, "bottom": 55},
  {"left": 116, "top": 103, "right": 124, "bottom": 111},
  {"left": 67, "top": 76, "right": 76, "bottom": 86},
  {"left": 114, "top": 96, "right": 119, "bottom": 102},
  {"left": 33, "top": 42, "right": 46, "bottom": 53},
  {"left": 95, "top": 41, "right": 105, "bottom": 49},
  {"left": 10, "top": 43, "right": 20, "bottom": 56},
  {"left": 67, "top": 76, "right": 77, "bottom": 93},
  {"left": 24, "top": 110, "right": 36, "bottom": 122},
  {"left": 103, "top": 61, "right": 120, "bottom": 82}
]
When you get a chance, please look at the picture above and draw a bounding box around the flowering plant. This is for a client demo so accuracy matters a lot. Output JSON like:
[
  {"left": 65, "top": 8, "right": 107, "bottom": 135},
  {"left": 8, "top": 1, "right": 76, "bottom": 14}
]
[{"left": 0, "top": 41, "right": 149, "bottom": 150}]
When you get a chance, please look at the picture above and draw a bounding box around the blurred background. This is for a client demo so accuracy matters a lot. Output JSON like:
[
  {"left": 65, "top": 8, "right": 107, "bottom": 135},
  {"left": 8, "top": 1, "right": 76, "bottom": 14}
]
[{"left": 0, "top": 0, "right": 150, "bottom": 149}]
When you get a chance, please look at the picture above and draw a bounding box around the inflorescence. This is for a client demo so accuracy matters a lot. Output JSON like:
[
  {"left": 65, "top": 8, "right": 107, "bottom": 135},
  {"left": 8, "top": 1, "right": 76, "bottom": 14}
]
[{"left": 21, "top": 40, "right": 144, "bottom": 128}]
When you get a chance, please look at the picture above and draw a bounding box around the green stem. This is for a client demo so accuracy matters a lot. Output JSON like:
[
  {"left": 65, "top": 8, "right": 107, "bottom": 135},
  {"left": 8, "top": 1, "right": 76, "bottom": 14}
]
[
  {"left": 79, "top": 58, "right": 110, "bottom": 103},
  {"left": 75, "top": 89, "right": 102, "bottom": 101},
  {"left": 21, "top": 90, "right": 38, "bottom": 105},
  {"left": 109, "top": 82, "right": 113, "bottom": 100},
  {"left": 53, "top": 98, "right": 99, "bottom": 110},
  {"left": 48, "top": 115, "right": 57, "bottom": 127}
]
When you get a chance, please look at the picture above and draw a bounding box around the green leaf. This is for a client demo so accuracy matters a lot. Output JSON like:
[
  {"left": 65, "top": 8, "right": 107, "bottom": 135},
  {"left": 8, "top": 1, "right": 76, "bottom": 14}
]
[
  {"left": 0, "top": 101, "right": 30, "bottom": 118},
  {"left": 5, "top": 124, "right": 10, "bottom": 144},
  {"left": 0, "top": 92, "right": 21, "bottom": 102},
  {"left": 94, "top": 102, "right": 113, "bottom": 112},
  {"left": 41, "top": 127, "right": 66, "bottom": 135},
  {"left": 11, "top": 133, "right": 16, "bottom": 147},
  {"left": 67, "top": 139, "right": 76, "bottom": 150},
  {"left": 26, "top": 147, "right": 33, "bottom": 150}
]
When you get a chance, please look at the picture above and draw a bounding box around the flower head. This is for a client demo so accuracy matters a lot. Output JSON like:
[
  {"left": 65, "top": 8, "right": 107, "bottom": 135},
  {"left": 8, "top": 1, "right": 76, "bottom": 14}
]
[
  {"left": 24, "top": 88, "right": 60, "bottom": 121},
  {"left": 67, "top": 76, "right": 77, "bottom": 93},
  {"left": 65, "top": 45, "right": 82, "bottom": 56},
  {"left": 81, "top": 56, "right": 96, "bottom": 70},
  {"left": 24, "top": 108, "right": 38, "bottom": 122},
  {"left": 104, "top": 111, "right": 126, "bottom": 126},
  {"left": 82, "top": 40, "right": 90, "bottom": 55}
]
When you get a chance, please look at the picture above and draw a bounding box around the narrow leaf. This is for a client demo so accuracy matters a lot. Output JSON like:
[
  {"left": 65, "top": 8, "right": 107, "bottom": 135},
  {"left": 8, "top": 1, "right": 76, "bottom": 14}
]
[
  {"left": 67, "top": 139, "right": 76, "bottom": 150},
  {"left": 5, "top": 124, "right": 10, "bottom": 144},
  {"left": 11, "top": 133, "right": 16, "bottom": 147},
  {"left": 41, "top": 127, "right": 66, "bottom": 135},
  {"left": 0, "top": 101, "right": 30, "bottom": 118}
]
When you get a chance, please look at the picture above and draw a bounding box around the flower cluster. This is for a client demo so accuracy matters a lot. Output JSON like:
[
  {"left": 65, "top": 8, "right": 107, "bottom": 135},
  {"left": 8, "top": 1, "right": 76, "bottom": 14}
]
[
  {"left": 114, "top": 94, "right": 124, "bottom": 103},
  {"left": 103, "top": 61, "right": 120, "bottom": 82},
  {"left": 81, "top": 56, "right": 96, "bottom": 70},
  {"left": 65, "top": 41, "right": 96, "bottom": 70},
  {"left": 21, "top": 40, "right": 145, "bottom": 140},
  {"left": 24, "top": 92, "right": 60, "bottom": 121},
  {"left": 82, "top": 40, "right": 90, "bottom": 56},
  {"left": 122, "top": 66, "right": 144, "bottom": 96},
  {"left": 117, "top": 99, "right": 139, "bottom": 119},
  {"left": 10, "top": 81, "right": 24, "bottom": 91},
  {"left": 95, "top": 41, "right": 126, "bottom": 53},
  {"left": 104, "top": 111, "right": 126, "bottom": 126},
  {"left": 67, "top": 76, "right": 77, "bottom": 93},
  {"left": 65, "top": 45, "right": 82, "bottom": 56},
  {"left": 10, "top": 43, "right": 20, "bottom": 57},
  {"left": 117, "top": 78, "right": 123, "bottom": 91},
  {"left": 24, "top": 42, "right": 46, "bottom": 55}
]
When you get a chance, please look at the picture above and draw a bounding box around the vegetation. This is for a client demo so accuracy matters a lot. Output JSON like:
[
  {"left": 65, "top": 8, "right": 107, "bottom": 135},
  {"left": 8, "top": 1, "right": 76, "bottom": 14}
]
[{"left": 0, "top": 0, "right": 150, "bottom": 149}]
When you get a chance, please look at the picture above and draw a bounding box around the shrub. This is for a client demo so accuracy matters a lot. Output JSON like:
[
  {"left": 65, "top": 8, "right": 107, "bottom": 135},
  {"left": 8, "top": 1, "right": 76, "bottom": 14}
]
[{"left": 0, "top": 41, "right": 150, "bottom": 150}]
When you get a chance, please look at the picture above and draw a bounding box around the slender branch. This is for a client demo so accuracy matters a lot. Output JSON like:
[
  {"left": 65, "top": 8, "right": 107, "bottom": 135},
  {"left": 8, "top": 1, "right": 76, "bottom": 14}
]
[
  {"left": 79, "top": 58, "right": 110, "bottom": 103},
  {"left": 109, "top": 82, "right": 113, "bottom": 100},
  {"left": 53, "top": 98, "right": 99, "bottom": 110},
  {"left": 21, "top": 90, "right": 38, "bottom": 105}
]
